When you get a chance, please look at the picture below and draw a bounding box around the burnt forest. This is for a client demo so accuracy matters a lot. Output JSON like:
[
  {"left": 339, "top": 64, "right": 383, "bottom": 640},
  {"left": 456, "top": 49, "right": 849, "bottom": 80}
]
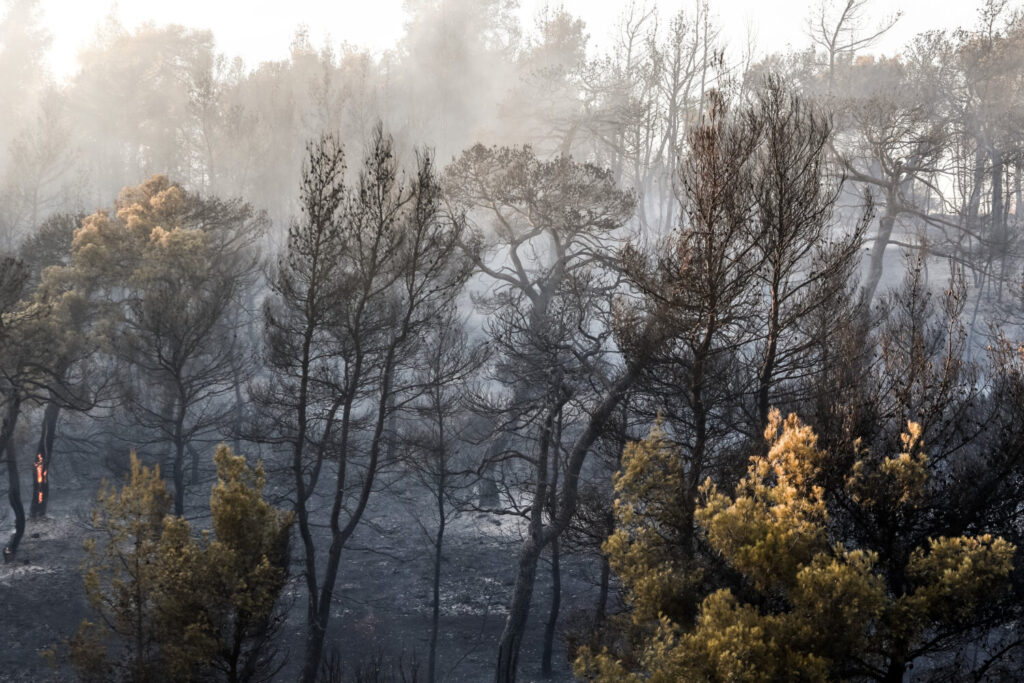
[{"left": 2, "top": 0, "right": 1024, "bottom": 681}]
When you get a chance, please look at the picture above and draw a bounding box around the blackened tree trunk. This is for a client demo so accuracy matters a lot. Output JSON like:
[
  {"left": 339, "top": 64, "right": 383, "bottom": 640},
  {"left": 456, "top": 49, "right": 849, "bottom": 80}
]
[
  {"left": 542, "top": 409, "right": 563, "bottom": 677},
  {"left": 595, "top": 552, "right": 610, "bottom": 624},
  {"left": 495, "top": 365, "right": 641, "bottom": 683},
  {"left": 495, "top": 538, "right": 544, "bottom": 683},
  {"left": 756, "top": 283, "right": 780, "bottom": 433},
  {"left": 864, "top": 186, "right": 898, "bottom": 303},
  {"left": 428, "top": 486, "right": 446, "bottom": 683},
  {"left": 189, "top": 442, "right": 200, "bottom": 487},
  {"left": 540, "top": 535, "right": 561, "bottom": 677},
  {"left": 991, "top": 147, "right": 1007, "bottom": 302},
  {"left": 3, "top": 397, "right": 24, "bottom": 563},
  {"left": 477, "top": 441, "right": 503, "bottom": 510},
  {"left": 496, "top": 409, "right": 555, "bottom": 683},
  {"left": 29, "top": 399, "right": 58, "bottom": 517},
  {"left": 883, "top": 646, "right": 908, "bottom": 683},
  {"left": 174, "top": 398, "right": 187, "bottom": 516},
  {"left": 232, "top": 360, "right": 244, "bottom": 454},
  {"left": 301, "top": 362, "right": 392, "bottom": 683}
]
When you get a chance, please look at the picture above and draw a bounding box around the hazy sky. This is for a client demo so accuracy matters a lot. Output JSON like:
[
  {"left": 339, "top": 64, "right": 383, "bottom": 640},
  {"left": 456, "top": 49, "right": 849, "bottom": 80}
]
[{"left": 39, "top": 0, "right": 988, "bottom": 80}]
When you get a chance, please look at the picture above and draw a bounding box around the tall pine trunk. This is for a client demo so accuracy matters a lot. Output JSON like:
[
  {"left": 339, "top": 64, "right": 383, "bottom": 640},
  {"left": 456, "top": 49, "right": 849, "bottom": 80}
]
[
  {"left": 864, "top": 186, "right": 898, "bottom": 302},
  {"left": 495, "top": 539, "right": 544, "bottom": 683},
  {"left": 301, "top": 356, "right": 393, "bottom": 683},
  {"left": 991, "top": 148, "right": 1006, "bottom": 302},
  {"left": 494, "top": 365, "right": 641, "bottom": 682},
  {"left": 496, "top": 410, "right": 555, "bottom": 683},
  {"left": 3, "top": 397, "right": 24, "bottom": 563},
  {"left": 541, "top": 536, "right": 561, "bottom": 677},
  {"left": 173, "top": 401, "right": 187, "bottom": 516},
  {"left": 428, "top": 497, "right": 446, "bottom": 683},
  {"left": 30, "top": 400, "right": 58, "bottom": 517},
  {"left": 595, "top": 553, "right": 610, "bottom": 624}
]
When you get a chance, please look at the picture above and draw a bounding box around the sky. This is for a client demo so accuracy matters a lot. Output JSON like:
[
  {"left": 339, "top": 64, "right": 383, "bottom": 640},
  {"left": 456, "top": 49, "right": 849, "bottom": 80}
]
[{"left": 38, "top": 0, "right": 989, "bottom": 81}]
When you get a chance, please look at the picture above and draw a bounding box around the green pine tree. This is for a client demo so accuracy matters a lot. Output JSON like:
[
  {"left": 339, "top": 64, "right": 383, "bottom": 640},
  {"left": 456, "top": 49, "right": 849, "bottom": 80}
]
[{"left": 70, "top": 446, "right": 292, "bottom": 682}]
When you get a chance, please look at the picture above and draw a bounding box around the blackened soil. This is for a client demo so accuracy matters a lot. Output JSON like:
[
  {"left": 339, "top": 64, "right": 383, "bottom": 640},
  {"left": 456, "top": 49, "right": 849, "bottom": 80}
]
[{"left": 0, "top": 479, "right": 602, "bottom": 682}]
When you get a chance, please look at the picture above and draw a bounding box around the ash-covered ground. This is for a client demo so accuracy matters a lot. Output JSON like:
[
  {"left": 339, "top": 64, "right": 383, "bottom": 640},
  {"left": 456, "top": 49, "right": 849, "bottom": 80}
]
[{"left": 1, "top": 474, "right": 605, "bottom": 682}]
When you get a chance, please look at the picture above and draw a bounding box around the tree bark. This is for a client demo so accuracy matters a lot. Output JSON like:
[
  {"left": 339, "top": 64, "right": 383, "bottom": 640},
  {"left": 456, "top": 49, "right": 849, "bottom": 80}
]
[
  {"left": 991, "top": 148, "right": 1006, "bottom": 302},
  {"left": 541, "top": 535, "right": 561, "bottom": 677},
  {"left": 232, "top": 362, "right": 244, "bottom": 454},
  {"left": 757, "top": 279, "right": 781, "bottom": 433},
  {"left": 494, "top": 364, "right": 641, "bottom": 683},
  {"left": 863, "top": 188, "right": 898, "bottom": 302},
  {"left": 173, "top": 414, "right": 186, "bottom": 517},
  {"left": 428, "top": 493, "right": 446, "bottom": 683},
  {"left": 495, "top": 538, "right": 544, "bottom": 683},
  {"left": 496, "top": 408, "right": 555, "bottom": 683},
  {"left": 301, "top": 353, "right": 393, "bottom": 683},
  {"left": 30, "top": 400, "right": 58, "bottom": 517},
  {"left": 289, "top": 271, "right": 321, "bottom": 683},
  {"left": 477, "top": 281, "right": 560, "bottom": 509},
  {"left": 3, "top": 397, "right": 24, "bottom": 563},
  {"left": 595, "top": 552, "right": 610, "bottom": 625},
  {"left": 883, "top": 650, "right": 907, "bottom": 683}
]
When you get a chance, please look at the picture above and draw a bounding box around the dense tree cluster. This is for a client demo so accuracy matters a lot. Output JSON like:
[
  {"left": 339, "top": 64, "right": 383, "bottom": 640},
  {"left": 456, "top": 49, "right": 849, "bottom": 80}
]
[
  {"left": 70, "top": 446, "right": 291, "bottom": 682},
  {"left": 577, "top": 412, "right": 1017, "bottom": 681}
]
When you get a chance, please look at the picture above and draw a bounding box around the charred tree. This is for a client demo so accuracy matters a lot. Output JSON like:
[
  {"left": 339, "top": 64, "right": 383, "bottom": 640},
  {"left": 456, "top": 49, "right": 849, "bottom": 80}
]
[
  {"left": 257, "top": 126, "right": 470, "bottom": 683},
  {"left": 444, "top": 145, "right": 653, "bottom": 681},
  {"left": 444, "top": 145, "right": 635, "bottom": 512},
  {"left": 749, "top": 77, "right": 866, "bottom": 433},
  {"left": 400, "top": 309, "right": 485, "bottom": 683},
  {"left": 0, "top": 256, "right": 81, "bottom": 561},
  {"left": 2, "top": 398, "right": 24, "bottom": 563}
]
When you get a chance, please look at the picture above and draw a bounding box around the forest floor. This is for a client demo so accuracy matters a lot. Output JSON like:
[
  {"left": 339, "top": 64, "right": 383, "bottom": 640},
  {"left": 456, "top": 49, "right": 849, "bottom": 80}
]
[
  {"left": 274, "top": 476, "right": 603, "bottom": 682},
  {"left": 0, "top": 493, "right": 93, "bottom": 682},
  {"left": 0, "top": 476, "right": 604, "bottom": 682}
]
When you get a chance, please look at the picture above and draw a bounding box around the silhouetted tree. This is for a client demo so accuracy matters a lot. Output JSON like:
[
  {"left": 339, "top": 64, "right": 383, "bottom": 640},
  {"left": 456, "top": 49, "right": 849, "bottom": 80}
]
[{"left": 257, "top": 126, "right": 471, "bottom": 682}]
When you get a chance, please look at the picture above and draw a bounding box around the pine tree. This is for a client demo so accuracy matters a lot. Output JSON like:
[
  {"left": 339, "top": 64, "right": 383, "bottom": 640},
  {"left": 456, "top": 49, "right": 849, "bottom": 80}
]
[
  {"left": 72, "top": 453, "right": 172, "bottom": 682},
  {"left": 577, "top": 411, "right": 1016, "bottom": 681},
  {"left": 70, "top": 446, "right": 291, "bottom": 682}
]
